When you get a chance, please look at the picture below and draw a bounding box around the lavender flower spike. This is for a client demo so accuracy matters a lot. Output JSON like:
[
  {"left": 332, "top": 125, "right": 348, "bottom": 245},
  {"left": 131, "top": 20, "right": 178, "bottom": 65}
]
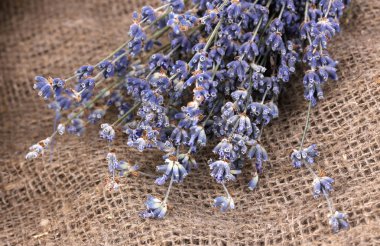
[
  {"left": 140, "top": 195, "right": 167, "bottom": 219},
  {"left": 312, "top": 176, "right": 334, "bottom": 198},
  {"left": 329, "top": 211, "right": 349, "bottom": 233},
  {"left": 213, "top": 196, "right": 235, "bottom": 212},
  {"left": 99, "top": 123, "right": 116, "bottom": 142}
]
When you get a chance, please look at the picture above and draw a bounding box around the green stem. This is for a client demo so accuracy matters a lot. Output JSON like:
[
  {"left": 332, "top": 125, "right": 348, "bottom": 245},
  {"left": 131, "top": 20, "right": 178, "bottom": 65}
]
[
  {"left": 111, "top": 103, "right": 142, "bottom": 127},
  {"left": 202, "top": 101, "right": 219, "bottom": 127},
  {"left": 203, "top": 18, "right": 223, "bottom": 52},
  {"left": 304, "top": 0, "right": 310, "bottom": 22},
  {"left": 163, "top": 174, "right": 174, "bottom": 204},
  {"left": 299, "top": 100, "right": 312, "bottom": 150},
  {"left": 222, "top": 182, "right": 231, "bottom": 198},
  {"left": 325, "top": 0, "right": 333, "bottom": 18},
  {"left": 322, "top": 189, "right": 335, "bottom": 214},
  {"left": 304, "top": 161, "right": 319, "bottom": 179},
  {"left": 278, "top": 3, "right": 286, "bottom": 20},
  {"left": 261, "top": 88, "right": 269, "bottom": 104}
]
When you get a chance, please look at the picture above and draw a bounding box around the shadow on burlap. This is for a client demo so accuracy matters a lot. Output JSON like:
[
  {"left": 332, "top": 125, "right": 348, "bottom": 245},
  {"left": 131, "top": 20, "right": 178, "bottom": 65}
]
[{"left": 0, "top": 0, "right": 379, "bottom": 245}]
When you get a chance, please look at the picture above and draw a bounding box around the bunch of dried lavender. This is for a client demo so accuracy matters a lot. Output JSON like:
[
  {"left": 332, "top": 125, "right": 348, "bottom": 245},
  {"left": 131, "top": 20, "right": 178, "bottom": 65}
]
[{"left": 26, "top": 0, "right": 350, "bottom": 233}]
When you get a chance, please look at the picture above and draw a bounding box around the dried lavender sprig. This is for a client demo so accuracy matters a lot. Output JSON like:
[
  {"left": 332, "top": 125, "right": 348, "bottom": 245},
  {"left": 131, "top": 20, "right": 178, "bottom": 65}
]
[{"left": 291, "top": 101, "right": 349, "bottom": 233}]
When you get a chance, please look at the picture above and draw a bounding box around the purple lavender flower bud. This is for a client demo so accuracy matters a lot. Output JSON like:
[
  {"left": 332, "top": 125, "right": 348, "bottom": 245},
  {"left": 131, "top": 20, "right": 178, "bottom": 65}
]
[
  {"left": 307, "top": 6, "right": 322, "bottom": 21},
  {"left": 98, "top": 60, "right": 115, "bottom": 79},
  {"left": 300, "top": 20, "right": 315, "bottom": 40},
  {"left": 282, "top": 8, "right": 299, "bottom": 25},
  {"left": 33, "top": 76, "right": 53, "bottom": 99},
  {"left": 226, "top": 0, "right": 246, "bottom": 21},
  {"left": 221, "top": 23, "right": 241, "bottom": 40},
  {"left": 141, "top": 89, "right": 164, "bottom": 106},
  {"left": 164, "top": 0, "right": 185, "bottom": 13},
  {"left": 88, "top": 108, "right": 106, "bottom": 124},
  {"left": 107, "top": 152, "right": 139, "bottom": 177},
  {"left": 226, "top": 114, "right": 252, "bottom": 136},
  {"left": 209, "top": 159, "right": 235, "bottom": 183},
  {"left": 170, "top": 32, "right": 192, "bottom": 53},
  {"left": 188, "top": 125, "right": 207, "bottom": 147},
  {"left": 247, "top": 142, "right": 268, "bottom": 173},
  {"left": 178, "top": 153, "right": 198, "bottom": 172},
  {"left": 230, "top": 134, "right": 249, "bottom": 156},
  {"left": 239, "top": 37, "right": 259, "bottom": 61},
  {"left": 176, "top": 101, "right": 202, "bottom": 128},
  {"left": 247, "top": 102, "right": 276, "bottom": 125},
  {"left": 126, "top": 77, "right": 149, "bottom": 98},
  {"left": 76, "top": 65, "right": 94, "bottom": 80},
  {"left": 170, "top": 127, "right": 189, "bottom": 145},
  {"left": 221, "top": 102, "right": 237, "bottom": 120},
  {"left": 99, "top": 123, "right": 116, "bottom": 142},
  {"left": 149, "top": 73, "right": 171, "bottom": 92},
  {"left": 248, "top": 174, "right": 259, "bottom": 191},
  {"left": 231, "top": 88, "right": 248, "bottom": 105},
  {"left": 149, "top": 53, "right": 172, "bottom": 71},
  {"left": 67, "top": 118, "right": 85, "bottom": 136},
  {"left": 57, "top": 123, "right": 65, "bottom": 135},
  {"left": 25, "top": 137, "right": 51, "bottom": 160},
  {"left": 329, "top": 211, "right": 349, "bottom": 233},
  {"left": 213, "top": 196, "right": 235, "bottom": 212},
  {"left": 155, "top": 158, "right": 188, "bottom": 185},
  {"left": 79, "top": 78, "right": 95, "bottom": 90},
  {"left": 141, "top": 6, "right": 156, "bottom": 23},
  {"left": 305, "top": 144, "right": 319, "bottom": 163},
  {"left": 128, "top": 23, "right": 146, "bottom": 41},
  {"left": 213, "top": 139, "right": 236, "bottom": 160},
  {"left": 189, "top": 52, "right": 212, "bottom": 71},
  {"left": 313, "top": 176, "right": 334, "bottom": 198},
  {"left": 266, "top": 18, "right": 286, "bottom": 54},
  {"left": 140, "top": 195, "right": 167, "bottom": 219},
  {"left": 209, "top": 45, "right": 225, "bottom": 64},
  {"left": 227, "top": 60, "right": 250, "bottom": 82},
  {"left": 128, "top": 39, "right": 143, "bottom": 56},
  {"left": 171, "top": 60, "right": 189, "bottom": 80},
  {"left": 291, "top": 144, "right": 318, "bottom": 168},
  {"left": 277, "top": 0, "right": 295, "bottom": 12},
  {"left": 167, "top": 12, "right": 197, "bottom": 34},
  {"left": 114, "top": 50, "right": 129, "bottom": 76},
  {"left": 126, "top": 123, "right": 159, "bottom": 151}
]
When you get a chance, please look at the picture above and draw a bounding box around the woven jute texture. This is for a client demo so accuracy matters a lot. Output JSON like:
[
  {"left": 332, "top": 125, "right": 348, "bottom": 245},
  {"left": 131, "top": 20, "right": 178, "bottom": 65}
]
[{"left": 1, "top": 0, "right": 380, "bottom": 245}]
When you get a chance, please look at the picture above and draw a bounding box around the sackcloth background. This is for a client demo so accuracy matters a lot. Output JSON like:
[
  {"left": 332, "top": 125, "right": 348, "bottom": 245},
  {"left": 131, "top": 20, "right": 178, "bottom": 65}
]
[{"left": 0, "top": 0, "right": 379, "bottom": 245}]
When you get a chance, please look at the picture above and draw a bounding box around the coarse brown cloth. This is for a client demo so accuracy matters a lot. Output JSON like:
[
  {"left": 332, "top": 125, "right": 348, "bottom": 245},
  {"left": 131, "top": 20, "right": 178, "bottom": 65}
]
[{"left": 0, "top": 0, "right": 379, "bottom": 245}]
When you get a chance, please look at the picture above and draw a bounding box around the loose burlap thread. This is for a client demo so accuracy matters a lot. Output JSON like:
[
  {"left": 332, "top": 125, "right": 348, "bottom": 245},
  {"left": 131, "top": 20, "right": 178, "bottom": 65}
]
[{"left": 0, "top": 0, "right": 379, "bottom": 245}]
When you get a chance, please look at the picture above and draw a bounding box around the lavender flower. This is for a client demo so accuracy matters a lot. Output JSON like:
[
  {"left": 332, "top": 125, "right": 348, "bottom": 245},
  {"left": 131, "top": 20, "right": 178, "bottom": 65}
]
[
  {"left": 88, "top": 108, "right": 107, "bottom": 124},
  {"left": 140, "top": 195, "right": 167, "bottom": 219},
  {"left": 25, "top": 137, "right": 51, "bottom": 160},
  {"left": 247, "top": 142, "right": 268, "bottom": 173},
  {"left": 312, "top": 176, "right": 334, "bottom": 198},
  {"left": 291, "top": 144, "right": 318, "bottom": 168},
  {"left": 155, "top": 158, "right": 188, "bottom": 185},
  {"left": 99, "top": 123, "right": 116, "bottom": 142},
  {"left": 33, "top": 76, "right": 65, "bottom": 99},
  {"left": 329, "top": 211, "right": 349, "bottom": 233},
  {"left": 98, "top": 60, "right": 115, "bottom": 79},
  {"left": 67, "top": 118, "right": 85, "bottom": 136},
  {"left": 57, "top": 124, "right": 65, "bottom": 135},
  {"left": 248, "top": 174, "right": 259, "bottom": 191},
  {"left": 213, "top": 196, "right": 235, "bottom": 212},
  {"left": 76, "top": 65, "right": 94, "bottom": 79},
  {"left": 209, "top": 160, "right": 235, "bottom": 183},
  {"left": 107, "top": 152, "right": 139, "bottom": 177}
]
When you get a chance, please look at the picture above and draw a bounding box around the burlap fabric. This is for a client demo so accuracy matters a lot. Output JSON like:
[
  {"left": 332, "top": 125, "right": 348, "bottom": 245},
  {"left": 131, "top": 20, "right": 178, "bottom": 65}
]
[{"left": 1, "top": 0, "right": 379, "bottom": 245}]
